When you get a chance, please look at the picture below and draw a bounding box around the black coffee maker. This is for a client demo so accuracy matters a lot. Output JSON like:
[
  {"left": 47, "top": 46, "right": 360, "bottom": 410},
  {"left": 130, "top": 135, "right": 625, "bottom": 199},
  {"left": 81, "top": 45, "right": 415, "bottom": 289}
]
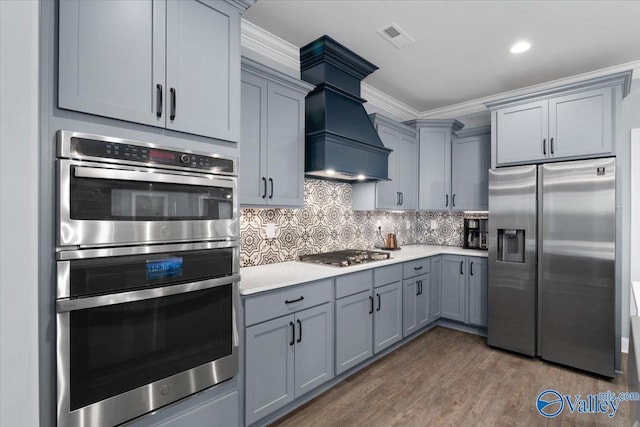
[{"left": 463, "top": 218, "right": 488, "bottom": 250}]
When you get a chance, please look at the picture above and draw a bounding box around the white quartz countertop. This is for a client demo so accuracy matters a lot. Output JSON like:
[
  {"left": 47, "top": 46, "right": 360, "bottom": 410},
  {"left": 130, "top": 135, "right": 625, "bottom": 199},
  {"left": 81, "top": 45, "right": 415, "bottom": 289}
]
[{"left": 239, "top": 245, "right": 488, "bottom": 296}]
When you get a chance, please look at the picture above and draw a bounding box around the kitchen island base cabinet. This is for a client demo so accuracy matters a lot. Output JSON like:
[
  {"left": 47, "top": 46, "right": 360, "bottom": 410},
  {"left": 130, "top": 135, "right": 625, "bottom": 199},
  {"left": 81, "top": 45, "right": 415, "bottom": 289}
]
[
  {"left": 335, "top": 290, "right": 373, "bottom": 375},
  {"left": 245, "top": 303, "right": 333, "bottom": 426}
]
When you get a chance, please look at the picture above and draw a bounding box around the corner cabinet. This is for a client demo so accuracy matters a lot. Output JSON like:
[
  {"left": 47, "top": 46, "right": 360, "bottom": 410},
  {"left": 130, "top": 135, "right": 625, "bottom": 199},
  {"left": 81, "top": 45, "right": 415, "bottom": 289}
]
[
  {"left": 352, "top": 114, "right": 417, "bottom": 211},
  {"left": 487, "top": 71, "right": 632, "bottom": 166},
  {"left": 240, "top": 58, "right": 314, "bottom": 207},
  {"left": 58, "top": 0, "right": 252, "bottom": 141},
  {"left": 407, "top": 120, "right": 490, "bottom": 211}
]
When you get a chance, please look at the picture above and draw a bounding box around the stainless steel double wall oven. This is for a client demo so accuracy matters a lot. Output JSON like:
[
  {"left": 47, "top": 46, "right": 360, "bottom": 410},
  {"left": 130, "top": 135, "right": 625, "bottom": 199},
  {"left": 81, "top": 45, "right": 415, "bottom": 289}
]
[{"left": 55, "top": 131, "right": 240, "bottom": 427}]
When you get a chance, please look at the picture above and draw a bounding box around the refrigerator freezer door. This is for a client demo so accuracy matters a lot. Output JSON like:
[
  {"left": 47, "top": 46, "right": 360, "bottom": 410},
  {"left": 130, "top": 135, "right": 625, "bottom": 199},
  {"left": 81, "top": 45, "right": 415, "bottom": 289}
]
[
  {"left": 487, "top": 165, "right": 537, "bottom": 356},
  {"left": 539, "top": 158, "right": 615, "bottom": 378}
]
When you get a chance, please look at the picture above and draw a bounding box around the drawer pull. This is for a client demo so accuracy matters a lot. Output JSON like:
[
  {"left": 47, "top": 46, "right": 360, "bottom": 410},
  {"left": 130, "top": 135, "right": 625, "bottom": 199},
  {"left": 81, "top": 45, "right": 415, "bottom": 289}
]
[
  {"left": 414, "top": 266, "right": 423, "bottom": 271},
  {"left": 285, "top": 296, "right": 304, "bottom": 304}
]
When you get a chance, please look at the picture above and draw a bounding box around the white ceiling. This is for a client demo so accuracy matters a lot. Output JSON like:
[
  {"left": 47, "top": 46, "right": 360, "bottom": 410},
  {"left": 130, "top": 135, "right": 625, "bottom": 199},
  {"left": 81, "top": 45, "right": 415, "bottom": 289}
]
[{"left": 244, "top": 0, "right": 640, "bottom": 112}]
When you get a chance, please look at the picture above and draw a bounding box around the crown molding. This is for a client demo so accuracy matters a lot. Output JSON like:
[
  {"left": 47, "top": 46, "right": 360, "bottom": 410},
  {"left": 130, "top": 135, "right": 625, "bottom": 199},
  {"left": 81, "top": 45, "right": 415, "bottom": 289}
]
[
  {"left": 225, "top": 0, "right": 255, "bottom": 13},
  {"left": 404, "top": 119, "right": 464, "bottom": 132},
  {"left": 241, "top": 19, "right": 640, "bottom": 121},
  {"left": 454, "top": 125, "right": 491, "bottom": 139},
  {"left": 240, "top": 19, "right": 300, "bottom": 71},
  {"left": 369, "top": 113, "right": 416, "bottom": 138},
  {"left": 241, "top": 57, "right": 314, "bottom": 94}
]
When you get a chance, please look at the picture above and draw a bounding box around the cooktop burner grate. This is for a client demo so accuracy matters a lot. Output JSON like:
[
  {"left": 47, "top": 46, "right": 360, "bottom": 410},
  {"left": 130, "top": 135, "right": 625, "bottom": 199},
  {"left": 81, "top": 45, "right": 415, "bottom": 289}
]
[{"left": 298, "top": 249, "right": 391, "bottom": 267}]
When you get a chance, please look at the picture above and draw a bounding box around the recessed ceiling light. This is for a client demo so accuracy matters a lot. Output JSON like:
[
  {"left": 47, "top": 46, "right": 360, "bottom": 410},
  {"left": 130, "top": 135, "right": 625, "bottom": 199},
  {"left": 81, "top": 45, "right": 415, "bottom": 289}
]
[
  {"left": 326, "top": 169, "right": 336, "bottom": 176},
  {"left": 357, "top": 174, "right": 366, "bottom": 181},
  {"left": 510, "top": 41, "right": 531, "bottom": 54}
]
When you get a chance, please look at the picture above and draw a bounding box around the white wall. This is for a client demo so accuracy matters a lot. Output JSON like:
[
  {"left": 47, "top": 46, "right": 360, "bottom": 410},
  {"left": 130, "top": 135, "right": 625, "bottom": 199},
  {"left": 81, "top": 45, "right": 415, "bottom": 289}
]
[
  {"left": 631, "top": 127, "right": 640, "bottom": 315},
  {"left": 0, "top": 1, "right": 40, "bottom": 426}
]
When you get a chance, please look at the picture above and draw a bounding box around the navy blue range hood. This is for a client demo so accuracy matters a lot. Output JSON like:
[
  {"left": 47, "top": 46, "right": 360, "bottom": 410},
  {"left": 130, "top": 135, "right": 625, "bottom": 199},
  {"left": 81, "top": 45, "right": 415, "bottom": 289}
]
[{"left": 300, "top": 35, "right": 392, "bottom": 181}]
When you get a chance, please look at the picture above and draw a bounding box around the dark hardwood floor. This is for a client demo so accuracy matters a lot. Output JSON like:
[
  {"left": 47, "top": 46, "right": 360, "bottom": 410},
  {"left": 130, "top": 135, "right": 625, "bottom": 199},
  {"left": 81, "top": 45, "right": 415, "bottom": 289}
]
[{"left": 271, "top": 327, "right": 632, "bottom": 426}]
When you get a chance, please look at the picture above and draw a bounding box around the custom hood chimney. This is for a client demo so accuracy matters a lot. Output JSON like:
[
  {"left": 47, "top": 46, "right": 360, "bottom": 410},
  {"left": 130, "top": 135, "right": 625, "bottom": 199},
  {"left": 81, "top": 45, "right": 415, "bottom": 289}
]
[{"left": 300, "top": 35, "right": 391, "bottom": 181}]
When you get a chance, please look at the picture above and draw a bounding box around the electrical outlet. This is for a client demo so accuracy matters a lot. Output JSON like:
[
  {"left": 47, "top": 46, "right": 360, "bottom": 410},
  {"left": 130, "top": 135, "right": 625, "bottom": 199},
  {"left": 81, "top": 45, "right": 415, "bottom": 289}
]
[
  {"left": 405, "top": 220, "right": 411, "bottom": 230},
  {"left": 430, "top": 219, "right": 438, "bottom": 230},
  {"left": 376, "top": 220, "right": 382, "bottom": 229},
  {"left": 265, "top": 223, "right": 277, "bottom": 239}
]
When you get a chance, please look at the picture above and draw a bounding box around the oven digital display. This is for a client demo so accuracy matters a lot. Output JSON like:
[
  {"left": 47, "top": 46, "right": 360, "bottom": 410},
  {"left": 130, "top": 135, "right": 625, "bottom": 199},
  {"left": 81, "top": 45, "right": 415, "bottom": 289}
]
[
  {"left": 149, "top": 149, "right": 175, "bottom": 162},
  {"left": 146, "top": 257, "right": 183, "bottom": 280}
]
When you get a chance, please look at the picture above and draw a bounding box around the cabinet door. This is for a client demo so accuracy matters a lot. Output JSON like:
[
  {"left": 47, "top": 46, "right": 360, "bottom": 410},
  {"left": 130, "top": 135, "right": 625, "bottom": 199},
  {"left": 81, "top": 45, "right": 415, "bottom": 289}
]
[
  {"left": 166, "top": 0, "right": 240, "bottom": 141},
  {"left": 335, "top": 290, "right": 373, "bottom": 375},
  {"left": 397, "top": 134, "right": 418, "bottom": 210},
  {"left": 375, "top": 126, "right": 400, "bottom": 209},
  {"left": 468, "top": 258, "right": 488, "bottom": 327},
  {"left": 402, "top": 278, "right": 418, "bottom": 337},
  {"left": 245, "top": 315, "right": 295, "bottom": 425},
  {"left": 496, "top": 100, "right": 548, "bottom": 164},
  {"left": 418, "top": 128, "right": 451, "bottom": 210},
  {"left": 58, "top": 0, "right": 165, "bottom": 127},
  {"left": 548, "top": 88, "right": 612, "bottom": 159},
  {"left": 430, "top": 257, "right": 442, "bottom": 321},
  {"left": 265, "top": 82, "right": 306, "bottom": 207},
  {"left": 240, "top": 72, "right": 268, "bottom": 205},
  {"left": 154, "top": 391, "right": 238, "bottom": 427},
  {"left": 451, "top": 134, "right": 491, "bottom": 211},
  {"left": 294, "top": 304, "right": 334, "bottom": 398},
  {"left": 374, "top": 281, "right": 403, "bottom": 353},
  {"left": 441, "top": 256, "right": 466, "bottom": 323},
  {"left": 416, "top": 274, "right": 430, "bottom": 329}
]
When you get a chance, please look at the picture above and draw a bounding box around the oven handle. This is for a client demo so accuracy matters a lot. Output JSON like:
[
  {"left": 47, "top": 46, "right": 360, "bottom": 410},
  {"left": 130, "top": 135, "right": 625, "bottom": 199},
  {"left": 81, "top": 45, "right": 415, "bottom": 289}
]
[
  {"left": 56, "top": 274, "right": 240, "bottom": 313},
  {"left": 74, "top": 165, "right": 235, "bottom": 189}
]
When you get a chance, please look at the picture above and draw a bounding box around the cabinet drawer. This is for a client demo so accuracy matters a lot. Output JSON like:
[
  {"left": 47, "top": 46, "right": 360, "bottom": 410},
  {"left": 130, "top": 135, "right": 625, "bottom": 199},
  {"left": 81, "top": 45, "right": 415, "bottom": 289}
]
[
  {"left": 335, "top": 270, "right": 373, "bottom": 299},
  {"left": 245, "top": 279, "right": 332, "bottom": 326},
  {"left": 374, "top": 264, "right": 402, "bottom": 288},
  {"left": 403, "top": 258, "right": 430, "bottom": 279}
]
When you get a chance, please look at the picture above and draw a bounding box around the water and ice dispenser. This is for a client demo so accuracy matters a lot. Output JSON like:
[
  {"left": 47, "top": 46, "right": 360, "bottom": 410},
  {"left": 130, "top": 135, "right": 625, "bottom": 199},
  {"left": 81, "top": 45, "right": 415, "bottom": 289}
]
[{"left": 497, "top": 229, "right": 525, "bottom": 263}]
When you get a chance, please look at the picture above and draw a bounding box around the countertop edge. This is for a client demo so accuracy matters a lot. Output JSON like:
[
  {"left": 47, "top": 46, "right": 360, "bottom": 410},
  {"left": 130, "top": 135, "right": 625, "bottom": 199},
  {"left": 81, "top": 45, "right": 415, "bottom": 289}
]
[{"left": 240, "top": 246, "right": 488, "bottom": 296}]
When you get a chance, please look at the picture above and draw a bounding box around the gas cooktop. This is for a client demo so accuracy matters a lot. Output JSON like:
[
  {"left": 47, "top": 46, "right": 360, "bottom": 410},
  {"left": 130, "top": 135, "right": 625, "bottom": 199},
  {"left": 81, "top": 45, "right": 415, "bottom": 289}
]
[{"left": 298, "top": 249, "right": 391, "bottom": 267}]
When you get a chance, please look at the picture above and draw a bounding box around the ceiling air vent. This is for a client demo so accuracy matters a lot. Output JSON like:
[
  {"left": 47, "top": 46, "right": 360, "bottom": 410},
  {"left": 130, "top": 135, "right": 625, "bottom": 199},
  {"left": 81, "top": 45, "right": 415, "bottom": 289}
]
[{"left": 377, "top": 22, "right": 415, "bottom": 49}]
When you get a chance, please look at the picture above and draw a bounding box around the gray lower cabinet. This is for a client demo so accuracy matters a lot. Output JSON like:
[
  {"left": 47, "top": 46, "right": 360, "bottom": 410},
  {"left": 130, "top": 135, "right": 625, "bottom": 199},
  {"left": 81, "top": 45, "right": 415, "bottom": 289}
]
[
  {"left": 155, "top": 391, "right": 238, "bottom": 427},
  {"left": 58, "top": 0, "right": 247, "bottom": 141},
  {"left": 402, "top": 273, "right": 429, "bottom": 337},
  {"left": 240, "top": 59, "right": 313, "bottom": 207},
  {"left": 441, "top": 255, "right": 467, "bottom": 322},
  {"left": 245, "top": 302, "right": 333, "bottom": 425},
  {"left": 430, "top": 256, "right": 442, "bottom": 322},
  {"left": 373, "top": 281, "right": 403, "bottom": 353},
  {"left": 335, "top": 290, "right": 373, "bottom": 375},
  {"left": 468, "top": 258, "right": 488, "bottom": 327},
  {"left": 441, "top": 255, "right": 487, "bottom": 327}
]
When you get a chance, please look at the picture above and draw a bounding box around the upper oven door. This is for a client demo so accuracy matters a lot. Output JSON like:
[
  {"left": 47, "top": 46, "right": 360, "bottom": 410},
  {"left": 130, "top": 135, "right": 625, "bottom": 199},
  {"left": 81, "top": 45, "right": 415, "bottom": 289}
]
[{"left": 58, "top": 159, "right": 238, "bottom": 247}]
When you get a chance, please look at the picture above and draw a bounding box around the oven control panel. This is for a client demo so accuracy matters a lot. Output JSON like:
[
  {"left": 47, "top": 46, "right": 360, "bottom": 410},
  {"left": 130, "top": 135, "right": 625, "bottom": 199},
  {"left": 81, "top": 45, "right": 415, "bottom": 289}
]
[{"left": 68, "top": 136, "right": 234, "bottom": 174}]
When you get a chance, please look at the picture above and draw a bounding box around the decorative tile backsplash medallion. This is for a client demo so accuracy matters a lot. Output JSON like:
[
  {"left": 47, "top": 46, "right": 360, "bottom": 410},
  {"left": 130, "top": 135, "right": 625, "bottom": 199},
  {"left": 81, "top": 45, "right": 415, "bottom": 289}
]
[{"left": 240, "top": 179, "right": 479, "bottom": 267}]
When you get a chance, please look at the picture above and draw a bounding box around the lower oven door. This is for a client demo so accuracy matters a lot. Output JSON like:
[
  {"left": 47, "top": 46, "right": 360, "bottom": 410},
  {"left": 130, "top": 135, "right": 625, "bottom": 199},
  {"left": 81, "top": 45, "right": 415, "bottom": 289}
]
[{"left": 56, "top": 246, "right": 239, "bottom": 427}]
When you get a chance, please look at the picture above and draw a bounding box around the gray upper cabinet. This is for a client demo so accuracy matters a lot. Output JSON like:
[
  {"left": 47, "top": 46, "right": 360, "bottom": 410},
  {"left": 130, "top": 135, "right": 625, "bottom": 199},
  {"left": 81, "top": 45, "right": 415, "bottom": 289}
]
[
  {"left": 487, "top": 72, "right": 632, "bottom": 166},
  {"left": 468, "top": 258, "right": 488, "bottom": 327},
  {"left": 441, "top": 255, "right": 466, "bottom": 323},
  {"left": 165, "top": 0, "right": 241, "bottom": 141},
  {"left": 495, "top": 101, "right": 548, "bottom": 164},
  {"left": 59, "top": 0, "right": 250, "bottom": 141},
  {"left": 240, "top": 58, "right": 313, "bottom": 207},
  {"left": 407, "top": 120, "right": 490, "bottom": 211},
  {"left": 352, "top": 114, "right": 417, "bottom": 211},
  {"left": 451, "top": 127, "right": 491, "bottom": 211},
  {"left": 58, "top": 0, "right": 165, "bottom": 128}
]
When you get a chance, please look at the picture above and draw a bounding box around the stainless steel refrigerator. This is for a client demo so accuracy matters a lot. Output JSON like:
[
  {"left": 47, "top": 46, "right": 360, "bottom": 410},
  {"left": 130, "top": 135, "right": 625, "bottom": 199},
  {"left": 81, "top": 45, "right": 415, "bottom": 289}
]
[{"left": 487, "top": 157, "right": 615, "bottom": 378}]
